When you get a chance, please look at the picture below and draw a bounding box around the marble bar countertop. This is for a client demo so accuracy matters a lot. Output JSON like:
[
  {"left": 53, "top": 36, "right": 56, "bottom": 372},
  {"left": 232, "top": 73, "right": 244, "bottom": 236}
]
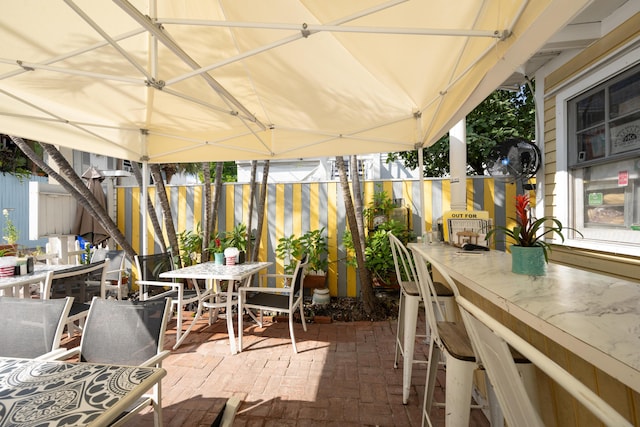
[{"left": 408, "top": 243, "right": 640, "bottom": 393}]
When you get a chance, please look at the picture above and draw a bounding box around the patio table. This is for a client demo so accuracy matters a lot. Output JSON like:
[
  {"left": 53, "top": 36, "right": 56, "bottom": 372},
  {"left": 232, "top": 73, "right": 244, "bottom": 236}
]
[
  {"left": 160, "top": 261, "right": 271, "bottom": 353},
  {"left": 0, "top": 356, "right": 165, "bottom": 426},
  {"left": 0, "top": 264, "right": 78, "bottom": 298},
  {"left": 408, "top": 242, "right": 640, "bottom": 394}
]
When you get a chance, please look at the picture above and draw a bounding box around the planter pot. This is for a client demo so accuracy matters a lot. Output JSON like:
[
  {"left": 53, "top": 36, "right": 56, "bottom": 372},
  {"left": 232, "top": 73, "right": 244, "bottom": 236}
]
[
  {"left": 312, "top": 287, "right": 330, "bottom": 305},
  {"left": 510, "top": 245, "right": 546, "bottom": 276},
  {"left": 214, "top": 252, "right": 224, "bottom": 265},
  {"left": 304, "top": 273, "right": 326, "bottom": 289}
]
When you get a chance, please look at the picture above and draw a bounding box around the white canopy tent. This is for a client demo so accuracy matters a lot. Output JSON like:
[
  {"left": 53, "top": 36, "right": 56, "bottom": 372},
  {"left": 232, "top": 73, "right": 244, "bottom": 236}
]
[
  {"left": 1, "top": 0, "right": 591, "bottom": 163},
  {"left": 1, "top": 0, "right": 592, "bottom": 254}
]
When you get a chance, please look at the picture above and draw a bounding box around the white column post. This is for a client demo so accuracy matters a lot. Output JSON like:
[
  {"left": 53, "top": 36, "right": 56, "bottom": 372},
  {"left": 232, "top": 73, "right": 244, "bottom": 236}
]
[{"left": 449, "top": 119, "right": 467, "bottom": 211}]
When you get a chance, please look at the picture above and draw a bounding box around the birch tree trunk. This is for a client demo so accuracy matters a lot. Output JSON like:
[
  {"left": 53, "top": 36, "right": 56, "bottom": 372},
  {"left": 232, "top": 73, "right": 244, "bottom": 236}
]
[
  {"left": 350, "top": 155, "right": 366, "bottom": 254},
  {"left": 211, "top": 163, "right": 224, "bottom": 233}
]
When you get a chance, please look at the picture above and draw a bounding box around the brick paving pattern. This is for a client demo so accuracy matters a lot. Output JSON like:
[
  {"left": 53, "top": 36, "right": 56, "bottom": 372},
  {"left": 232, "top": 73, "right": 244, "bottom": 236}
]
[{"left": 62, "top": 311, "right": 490, "bottom": 426}]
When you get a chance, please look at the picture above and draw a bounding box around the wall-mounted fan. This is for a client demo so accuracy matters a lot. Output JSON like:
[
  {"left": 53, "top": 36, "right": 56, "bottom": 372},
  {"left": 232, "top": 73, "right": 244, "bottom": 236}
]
[{"left": 486, "top": 138, "right": 541, "bottom": 184}]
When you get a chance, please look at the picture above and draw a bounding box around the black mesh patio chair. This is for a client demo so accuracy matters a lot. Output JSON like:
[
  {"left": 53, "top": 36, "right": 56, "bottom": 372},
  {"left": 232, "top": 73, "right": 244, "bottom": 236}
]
[
  {"left": 134, "top": 252, "right": 211, "bottom": 345},
  {"left": 54, "top": 297, "right": 172, "bottom": 427},
  {"left": 46, "top": 259, "right": 109, "bottom": 337},
  {"left": 238, "top": 254, "right": 308, "bottom": 354},
  {"left": 0, "top": 292, "right": 73, "bottom": 359},
  {"left": 90, "top": 249, "right": 130, "bottom": 300}
]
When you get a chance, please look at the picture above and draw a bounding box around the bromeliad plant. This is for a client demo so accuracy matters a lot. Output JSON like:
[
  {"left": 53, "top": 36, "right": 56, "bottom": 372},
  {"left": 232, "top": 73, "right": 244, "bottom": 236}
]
[{"left": 485, "top": 193, "right": 581, "bottom": 262}]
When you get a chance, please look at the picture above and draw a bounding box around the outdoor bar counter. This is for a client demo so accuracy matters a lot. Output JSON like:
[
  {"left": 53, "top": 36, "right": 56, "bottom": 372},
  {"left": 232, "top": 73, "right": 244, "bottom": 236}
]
[{"left": 409, "top": 242, "right": 640, "bottom": 426}]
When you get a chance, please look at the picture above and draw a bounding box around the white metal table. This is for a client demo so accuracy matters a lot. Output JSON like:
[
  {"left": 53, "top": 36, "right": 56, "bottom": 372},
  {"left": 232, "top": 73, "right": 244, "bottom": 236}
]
[
  {"left": 0, "top": 264, "right": 76, "bottom": 298},
  {"left": 0, "top": 356, "right": 166, "bottom": 426},
  {"left": 160, "top": 261, "right": 271, "bottom": 354}
]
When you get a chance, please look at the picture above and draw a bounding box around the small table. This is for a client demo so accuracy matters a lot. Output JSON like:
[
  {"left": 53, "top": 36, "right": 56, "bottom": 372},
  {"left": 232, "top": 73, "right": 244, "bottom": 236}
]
[
  {"left": 160, "top": 261, "right": 271, "bottom": 353},
  {"left": 0, "top": 356, "right": 166, "bottom": 426},
  {"left": 0, "top": 264, "right": 76, "bottom": 298}
]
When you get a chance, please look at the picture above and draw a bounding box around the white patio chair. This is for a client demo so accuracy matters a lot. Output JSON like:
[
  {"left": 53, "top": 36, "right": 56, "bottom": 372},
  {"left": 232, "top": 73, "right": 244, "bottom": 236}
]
[
  {"left": 134, "top": 252, "right": 211, "bottom": 344},
  {"left": 44, "top": 259, "right": 110, "bottom": 337},
  {"left": 0, "top": 294, "right": 73, "bottom": 359},
  {"left": 238, "top": 255, "right": 309, "bottom": 354},
  {"left": 90, "top": 249, "right": 130, "bottom": 299},
  {"left": 54, "top": 297, "right": 172, "bottom": 427},
  {"left": 412, "top": 250, "right": 538, "bottom": 427},
  {"left": 388, "top": 232, "right": 455, "bottom": 404},
  {"left": 456, "top": 295, "right": 633, "bottom": 427}
]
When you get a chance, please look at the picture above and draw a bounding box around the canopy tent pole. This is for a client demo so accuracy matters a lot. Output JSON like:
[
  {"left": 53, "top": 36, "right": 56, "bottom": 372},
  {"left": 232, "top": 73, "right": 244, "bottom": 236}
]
[
  {"left": 141, "top": 160, "right": 149, "bottom": 256},
  {"left": 418, "top": 147, "right": 425, "bottom": 236}
]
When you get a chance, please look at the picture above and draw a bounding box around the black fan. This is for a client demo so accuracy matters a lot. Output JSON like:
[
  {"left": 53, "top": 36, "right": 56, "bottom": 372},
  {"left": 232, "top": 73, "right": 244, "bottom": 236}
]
[{"left": 486, "top": 138, "right": 541, "bottom": 183}]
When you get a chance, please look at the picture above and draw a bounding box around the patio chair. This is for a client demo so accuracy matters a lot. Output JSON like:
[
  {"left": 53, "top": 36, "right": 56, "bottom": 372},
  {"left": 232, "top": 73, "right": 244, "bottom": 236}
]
[
  {"left": 210, "top": 396, "right": 241, "bottom": 427},
  {"left": 411, "top": 252, "right": 538, "bottom": 427},
  {"left": 134, "top": 252, "right": 210, "bottom": 339},
  {"left": 456, "top": 295, "right": 632, "bottom": 427},
  {"left": 45, "top": 259, "right": 110, "bottom": 337},
  {"left": 237, "top": 255, "right": 308, "bottom": 354},
  {"left": 54, "top": 297, "right": 172, "bottom": 427},
  {"left": 0, "top": 293, "right": 73, "bottom": 359},
  {"left": 388, "top": 232, "right": 455, "bottom": 404},
  {"left": 90, "top": 249, "right": 130, "bottom": 299}
]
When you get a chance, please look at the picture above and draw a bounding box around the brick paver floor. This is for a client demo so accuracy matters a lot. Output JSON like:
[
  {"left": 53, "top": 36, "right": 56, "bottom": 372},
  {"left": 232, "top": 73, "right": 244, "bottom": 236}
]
[{"left": 62, "top": 310, "right": 490, "bottom": 426}]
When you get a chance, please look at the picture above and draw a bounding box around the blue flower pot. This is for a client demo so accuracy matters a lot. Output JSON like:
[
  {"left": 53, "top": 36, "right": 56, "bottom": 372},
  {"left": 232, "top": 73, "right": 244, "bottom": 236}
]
[
  {"left": 214, "top": 252, "right": 224, "bottom": 265},
  {"left": 510, "top": 245, "right": 546, "bottom": 276}
]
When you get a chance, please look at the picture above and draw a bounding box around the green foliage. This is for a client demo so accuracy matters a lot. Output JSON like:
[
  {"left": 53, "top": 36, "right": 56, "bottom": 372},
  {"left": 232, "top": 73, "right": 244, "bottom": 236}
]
[
  {"left": 178, "top": 223, "right": 203, "bottom": 266},
  {"left": 387, "top": 85, "right": 536, "bottom": 177},
  {"left": 206, "top": 232, "right": 227, "bottom": 254},
  {"left": 296, "top": 228, "right": 328, "bottom": 273},
  {"left": 276, "top": 228, "right": 329, "bottom": 275},
  {"left": 2, "top": 209, "right": 19, "bottom": 245},
  {"left": 275, "top": 234, "right": 302, "bottom": 275},
  {"left": 362, "top": 189, "right": 396, "bottom": 224},
  {"left": 225, "top": 222, "right": 249, "bottom": 252}
]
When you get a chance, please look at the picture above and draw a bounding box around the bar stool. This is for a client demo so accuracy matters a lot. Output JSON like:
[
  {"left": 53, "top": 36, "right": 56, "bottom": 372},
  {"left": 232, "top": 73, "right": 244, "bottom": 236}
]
[
  {"left": 412, "top": 251, "right": 539, "bottom": 427},
  {"left": 388, "top": 233, "right": 455, "bottom": 405}
]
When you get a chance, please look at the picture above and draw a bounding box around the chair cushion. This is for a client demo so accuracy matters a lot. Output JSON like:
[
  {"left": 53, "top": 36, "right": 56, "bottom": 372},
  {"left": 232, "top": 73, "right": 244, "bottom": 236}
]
[{"left": 245, "top": 293, "right": 289, "bottom": 311}]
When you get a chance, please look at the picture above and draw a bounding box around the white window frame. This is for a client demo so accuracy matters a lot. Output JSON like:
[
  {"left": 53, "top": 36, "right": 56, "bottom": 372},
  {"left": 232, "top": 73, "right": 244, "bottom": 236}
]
[{"left": 554, "top": 44, "right": 640, "bottom": 257}]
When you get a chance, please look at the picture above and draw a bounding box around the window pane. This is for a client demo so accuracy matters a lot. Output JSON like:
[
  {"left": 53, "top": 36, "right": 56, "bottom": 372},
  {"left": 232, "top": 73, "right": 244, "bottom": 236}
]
[
  {"left": 577, "top": 126, "right": 605, "bottom": 162},
  {"left": 609, "top": 71, "right": 640, "bottom": 119},
  {"left": 576, "top": 91, "right": 604, "bottom": 130}
]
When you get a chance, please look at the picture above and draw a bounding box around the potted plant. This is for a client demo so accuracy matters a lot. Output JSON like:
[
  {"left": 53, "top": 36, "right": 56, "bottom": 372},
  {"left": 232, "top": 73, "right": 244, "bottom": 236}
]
[
  {"left": 297, "top": 228, "right": 329, "bottom": 288},
  {"left": 485, "top": 193, "right": 582, "bottom": 275},
  {"left": 225, "top": 223, "right": 250, "bottom": 264},
  {"left": 275, "top": 234, "right": 301, "bottom": 275},
  {"left": 207, "top": 233, "right": 227, "bottom": 265},
  {"left": 178, "top": 223, "right": 203, "bottom": 266}
]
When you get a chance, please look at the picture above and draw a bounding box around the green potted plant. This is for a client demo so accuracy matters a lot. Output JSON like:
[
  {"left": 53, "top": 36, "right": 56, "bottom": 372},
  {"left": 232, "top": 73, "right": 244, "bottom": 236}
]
[
  {"left": 297, "top": 228, "right": 329, "bottom": 288},
  {"left": 225, "top": 223, "right": 250, "bottom": 264},
  {"left": 485, "top": 193, "right": 582, "bottom": 275},
  {"left": 275, "top": 234, "right": 301, "bottom": 275},
  {"left": 178, "top": 223, "right": 204, "bottom": 266},
  {"left": 363, "top": 190, "right": 397, "bottom": 230},
  {"left": 207, "top": 233, "right": 227, "bottom": 265}
]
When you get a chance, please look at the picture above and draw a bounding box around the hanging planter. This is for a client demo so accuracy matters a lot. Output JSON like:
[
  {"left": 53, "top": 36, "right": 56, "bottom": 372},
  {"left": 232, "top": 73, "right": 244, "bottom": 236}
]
[{"left": 510, "top": 245, "right": 546, "bottom": 276}]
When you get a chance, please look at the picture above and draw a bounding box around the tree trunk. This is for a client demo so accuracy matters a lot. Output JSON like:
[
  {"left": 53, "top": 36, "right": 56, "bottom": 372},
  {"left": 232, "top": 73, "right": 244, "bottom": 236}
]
[
  {"left": 150, "top": 164, "right": 180, "bottom": 264},
  {"left": 336, "top": 156, "right": 378, "bottom": 316},
  {"left": 10, "top": 136, "right": 136, "bottom": 261},
  {"left": 350, "top": 155, "right": 366, "bottom": 254},
  {"left": 202, "top": 162, "right": 212, "bottom": 260},
  {"left": 252, "top": 160, "right": 269, "bottom": 262},
  {"left": 246, "top": 160, "right": 258, "bottom": 261},
  {"left": 211, "top": 163, "right": 224, "bottom": 233},
  {"left": 130, "top": 161, "right": 166, "bottom": 253}
]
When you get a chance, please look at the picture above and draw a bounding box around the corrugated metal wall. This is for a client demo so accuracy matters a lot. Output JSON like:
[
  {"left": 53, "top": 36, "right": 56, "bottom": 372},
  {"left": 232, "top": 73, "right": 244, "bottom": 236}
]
[
  {"left": 0, "top": 174, "right": 49, "bottom": 248},
  {"left": 117, "top": 177, "right": 517, "bottom": 297}
]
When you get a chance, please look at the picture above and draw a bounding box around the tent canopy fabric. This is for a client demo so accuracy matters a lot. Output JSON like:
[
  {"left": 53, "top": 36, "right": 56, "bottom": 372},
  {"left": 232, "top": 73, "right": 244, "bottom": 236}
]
[{"left": 0, "top": 0, "right": 590, "bottom": 164}]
